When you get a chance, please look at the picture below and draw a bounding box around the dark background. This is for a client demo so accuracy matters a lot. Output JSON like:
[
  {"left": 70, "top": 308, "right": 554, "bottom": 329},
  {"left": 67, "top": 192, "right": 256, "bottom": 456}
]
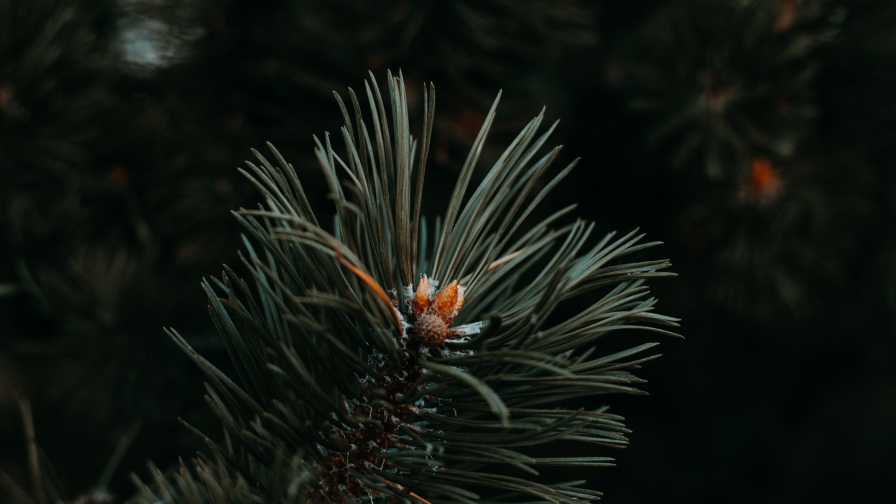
[{"left": 1, "top": 0, "right": 894, "bottom": 503}]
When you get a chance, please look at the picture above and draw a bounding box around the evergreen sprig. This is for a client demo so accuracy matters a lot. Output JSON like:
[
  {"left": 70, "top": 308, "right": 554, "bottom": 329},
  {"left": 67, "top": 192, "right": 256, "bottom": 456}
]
[
  {"left": 140, "top": 71, "right": 677, "bottom": 504},
  {"left": 618, "top": 0, "right": 839, "bottom": 178}
]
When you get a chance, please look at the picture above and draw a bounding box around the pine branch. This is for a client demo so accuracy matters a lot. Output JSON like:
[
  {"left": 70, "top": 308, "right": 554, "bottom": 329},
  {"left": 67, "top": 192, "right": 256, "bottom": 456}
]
[
  {"left": 145, "top": 71, "right": 677, "bottom": 504},
  {"left": 618, "top": 0, "right": 840, "bottom": 178}
]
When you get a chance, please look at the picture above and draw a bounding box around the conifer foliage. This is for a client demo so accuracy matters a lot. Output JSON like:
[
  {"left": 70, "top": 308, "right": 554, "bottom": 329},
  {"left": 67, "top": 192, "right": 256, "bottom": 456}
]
[
  {"left": 618, "top": 0, "right": 838, "bottom": 178},
  {"left": 611, "top": 0, "right": 864, "bottom": 316},
  {"left": 133, "top": 72, "right": 678, "bottom": 503},
  {"left": 0, "top": 0, "right": 114, "bottom": 181}
]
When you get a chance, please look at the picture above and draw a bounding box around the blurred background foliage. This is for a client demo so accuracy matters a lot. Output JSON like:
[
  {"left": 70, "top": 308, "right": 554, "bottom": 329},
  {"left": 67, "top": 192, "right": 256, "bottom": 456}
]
[{"left": 0, "top": 0, "right": 894, "bottom": 502}]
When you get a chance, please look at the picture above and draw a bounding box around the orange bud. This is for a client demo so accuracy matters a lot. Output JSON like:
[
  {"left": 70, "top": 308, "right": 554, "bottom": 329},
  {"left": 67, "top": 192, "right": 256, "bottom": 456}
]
[
  {"left": 432, "top": 280, "right": 459, "bottom": 324},
  {"left": 749, "top": 156, "right": 779, "bottom": 194},
  {"left": 414, "top": 275, "right": 432, "bottom": 318}
]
